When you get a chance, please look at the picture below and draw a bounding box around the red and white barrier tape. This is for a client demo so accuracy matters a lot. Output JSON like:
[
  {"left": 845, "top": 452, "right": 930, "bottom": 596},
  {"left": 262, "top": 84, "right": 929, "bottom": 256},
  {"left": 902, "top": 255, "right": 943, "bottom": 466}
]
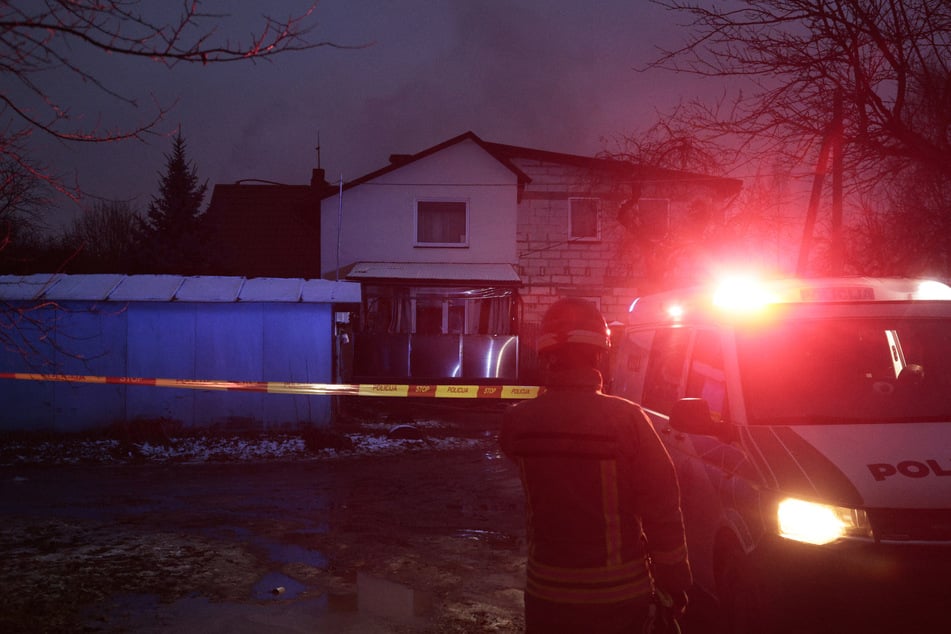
[{"left": 0, "top": 372, "right": 541, "bottom": 399}]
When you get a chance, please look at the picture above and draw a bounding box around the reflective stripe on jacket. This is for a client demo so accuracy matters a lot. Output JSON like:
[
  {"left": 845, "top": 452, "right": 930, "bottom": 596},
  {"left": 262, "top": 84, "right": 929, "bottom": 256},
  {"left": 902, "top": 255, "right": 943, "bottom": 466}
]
[{"left": 500, "top": 366, "right": 691, "bottom": 604}]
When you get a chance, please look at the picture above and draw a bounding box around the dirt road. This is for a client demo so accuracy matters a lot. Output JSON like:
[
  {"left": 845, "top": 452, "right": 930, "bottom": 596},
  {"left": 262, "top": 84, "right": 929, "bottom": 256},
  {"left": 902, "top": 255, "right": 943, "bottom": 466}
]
[{"left": 0, "top": 409, "right": 720, "bottom": 632}]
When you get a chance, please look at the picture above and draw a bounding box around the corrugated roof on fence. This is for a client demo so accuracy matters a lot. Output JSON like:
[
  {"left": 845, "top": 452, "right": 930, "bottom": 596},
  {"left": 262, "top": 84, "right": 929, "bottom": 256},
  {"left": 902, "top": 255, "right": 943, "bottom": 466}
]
[
  {"left": 0, "top": 274, "right": 63, "bottom": 300},
  {"left": 176, "top": 276, "right": 245, "bottom": 302},
  {"left": 38, "top": 274, "right": 125, "bottom": 300},
  {"left": 239, "top": 277, "right": 304, "bottom": 302},
  {"left": 0, "top": 274, "right": 360, "bottom": 303},
  {"left": 109, "top": 275, "right": 185, "bottom": 301},
  {"left": 302, "top": 279, "right": 362, "bottom": 303}
]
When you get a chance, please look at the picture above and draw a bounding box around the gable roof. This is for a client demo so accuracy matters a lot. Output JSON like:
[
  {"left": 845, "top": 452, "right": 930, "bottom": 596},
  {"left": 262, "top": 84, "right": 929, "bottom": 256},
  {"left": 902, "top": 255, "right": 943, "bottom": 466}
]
[
  {"left": 324, "top": 131, "right": 532, "bottom": 198},
  {"left": 482, "top": 140, "right": 742, "bottom": 196},
  {"left": 202, "top": 181, "right": 322, "bottom": 278},
  {"left": 326, "top": 131, "right": 741, "bottom": 199}
]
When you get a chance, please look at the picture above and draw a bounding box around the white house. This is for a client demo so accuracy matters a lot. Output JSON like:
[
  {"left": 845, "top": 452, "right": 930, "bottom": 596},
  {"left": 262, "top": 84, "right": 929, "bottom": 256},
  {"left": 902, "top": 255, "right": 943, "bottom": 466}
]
[
  {"left": 321, "top": 131, "right": 742, "bottom": 384},
  {"left": 322, "top": 132, "right": 526, "bottom": 383}
]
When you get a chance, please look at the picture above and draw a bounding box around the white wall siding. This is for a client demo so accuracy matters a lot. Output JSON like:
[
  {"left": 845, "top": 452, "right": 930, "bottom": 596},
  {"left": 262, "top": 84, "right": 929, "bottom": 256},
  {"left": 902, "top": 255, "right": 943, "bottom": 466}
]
[{"left": 321, "top": 138, "right": 520, "bottom": 275}]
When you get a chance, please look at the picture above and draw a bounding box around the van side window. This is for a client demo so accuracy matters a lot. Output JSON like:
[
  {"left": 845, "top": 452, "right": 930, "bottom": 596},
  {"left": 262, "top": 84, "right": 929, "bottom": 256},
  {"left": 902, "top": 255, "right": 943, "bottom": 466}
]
[
  {"left": 642, "top": 327, "right": 690, "bottom": 415},
  {"left": 614, "top": 328, "right": 654, "bottom": 401},
  {"left": 686, "top": 329, "right": 730, "bottom": 423}
]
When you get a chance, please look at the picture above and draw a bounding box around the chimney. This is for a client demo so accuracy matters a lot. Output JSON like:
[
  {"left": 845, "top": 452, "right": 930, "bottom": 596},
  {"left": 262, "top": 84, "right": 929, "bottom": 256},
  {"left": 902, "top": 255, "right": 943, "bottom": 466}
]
[{"left": 311, "top": 168, "right": 329, "bottom": 190}]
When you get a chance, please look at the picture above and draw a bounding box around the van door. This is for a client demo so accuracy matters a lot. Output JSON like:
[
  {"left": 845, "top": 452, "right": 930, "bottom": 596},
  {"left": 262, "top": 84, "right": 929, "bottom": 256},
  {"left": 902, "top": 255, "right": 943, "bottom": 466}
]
[
  {"left": 679, "top": 328, "right": 736, "bottom": 590},
  {"left": 641, "top": 327, "right": 691, "bottom": 416},
  {"left": 641, "top": 327, "right": 735, "bottom": 591},
  {"left": 611, "top": 327, "right": 656, "bottom": 402}
]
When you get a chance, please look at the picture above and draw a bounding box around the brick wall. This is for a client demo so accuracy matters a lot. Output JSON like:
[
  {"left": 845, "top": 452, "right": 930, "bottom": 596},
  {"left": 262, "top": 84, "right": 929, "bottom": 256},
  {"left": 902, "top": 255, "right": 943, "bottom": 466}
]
[
  {"left": 505, "top": 153, "right": 738, "bottom": 384},
  {"left": 513, "top": 159, "right": 643, "bottom": 325}
]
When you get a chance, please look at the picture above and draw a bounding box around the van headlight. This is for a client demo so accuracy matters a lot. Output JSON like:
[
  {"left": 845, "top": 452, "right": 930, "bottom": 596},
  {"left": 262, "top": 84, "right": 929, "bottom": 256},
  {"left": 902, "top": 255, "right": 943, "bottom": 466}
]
[{"left": 777, "top": 498, "right": 872, "bottom": 545}]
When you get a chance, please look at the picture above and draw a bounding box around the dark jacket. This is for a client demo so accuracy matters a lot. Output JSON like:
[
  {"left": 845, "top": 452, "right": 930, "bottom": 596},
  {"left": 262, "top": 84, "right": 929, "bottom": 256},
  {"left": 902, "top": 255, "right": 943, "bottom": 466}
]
[{"left": 500, "top": 366, "right": 691, "bottom": 605}]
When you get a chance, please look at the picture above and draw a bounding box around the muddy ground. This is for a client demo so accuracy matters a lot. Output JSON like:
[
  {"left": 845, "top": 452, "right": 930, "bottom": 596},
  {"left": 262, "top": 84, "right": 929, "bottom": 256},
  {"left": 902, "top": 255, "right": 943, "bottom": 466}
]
[{"left": 0, "top": 403, "right": 719, "bottom": 633}]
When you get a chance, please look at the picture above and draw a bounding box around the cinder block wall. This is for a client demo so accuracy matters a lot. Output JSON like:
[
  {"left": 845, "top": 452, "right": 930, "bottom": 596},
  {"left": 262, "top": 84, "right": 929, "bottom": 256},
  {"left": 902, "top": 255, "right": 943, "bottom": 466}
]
[{"left": 513, "top": 159, "right": 641, "bottom": 327}]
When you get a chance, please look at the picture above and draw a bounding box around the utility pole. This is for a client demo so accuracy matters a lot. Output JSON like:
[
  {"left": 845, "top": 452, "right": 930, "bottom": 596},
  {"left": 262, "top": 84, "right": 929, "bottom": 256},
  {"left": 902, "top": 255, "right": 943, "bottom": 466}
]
[
  {"left": 797, "top": 89, "right": 844, "bottom": 276},
  {"left": 829, "top": 91, "right": 844, "bottom": 274}
]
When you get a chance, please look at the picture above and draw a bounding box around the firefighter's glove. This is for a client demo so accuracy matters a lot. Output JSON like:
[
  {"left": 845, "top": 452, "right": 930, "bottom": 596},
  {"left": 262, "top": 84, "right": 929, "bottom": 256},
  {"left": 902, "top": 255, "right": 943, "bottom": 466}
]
[
  {"left": 644, "top": 588, "right": 687, "bottom": 634},
  {"left": 656, "top": 587, "right": 688, "bottom": 619}
]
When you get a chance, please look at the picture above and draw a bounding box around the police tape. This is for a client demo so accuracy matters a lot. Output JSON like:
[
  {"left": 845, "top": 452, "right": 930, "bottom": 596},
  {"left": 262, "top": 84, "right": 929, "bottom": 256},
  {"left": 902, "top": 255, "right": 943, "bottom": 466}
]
[{"left": 0, "top": 372, "right": 541, "bottom": 400}]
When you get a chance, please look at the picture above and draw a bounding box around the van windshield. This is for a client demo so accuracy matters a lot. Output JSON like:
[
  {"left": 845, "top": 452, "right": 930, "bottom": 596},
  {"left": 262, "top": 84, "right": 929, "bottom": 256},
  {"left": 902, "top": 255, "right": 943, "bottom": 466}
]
[{"left": 737, "top": 317, "right": 951, "bottom": 425}]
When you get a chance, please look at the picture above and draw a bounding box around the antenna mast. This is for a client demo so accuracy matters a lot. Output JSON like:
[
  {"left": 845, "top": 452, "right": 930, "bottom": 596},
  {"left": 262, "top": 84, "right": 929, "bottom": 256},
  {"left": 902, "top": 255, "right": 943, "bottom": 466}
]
[{"left": 316, "top": 130, "right": 322, "bottom": 170}]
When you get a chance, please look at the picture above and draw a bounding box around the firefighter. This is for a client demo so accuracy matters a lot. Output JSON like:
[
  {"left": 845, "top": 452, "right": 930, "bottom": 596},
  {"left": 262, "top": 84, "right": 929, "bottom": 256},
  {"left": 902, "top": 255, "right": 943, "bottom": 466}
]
[{"left": 500, "top": 298, "right": 691, "bottom": 633}]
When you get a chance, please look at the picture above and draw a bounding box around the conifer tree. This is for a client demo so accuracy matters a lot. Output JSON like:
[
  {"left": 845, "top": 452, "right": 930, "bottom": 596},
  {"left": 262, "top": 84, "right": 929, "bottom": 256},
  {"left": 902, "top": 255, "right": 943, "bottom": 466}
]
[{"left": 137, "top": 133, "right": 208, "bottom": 273}]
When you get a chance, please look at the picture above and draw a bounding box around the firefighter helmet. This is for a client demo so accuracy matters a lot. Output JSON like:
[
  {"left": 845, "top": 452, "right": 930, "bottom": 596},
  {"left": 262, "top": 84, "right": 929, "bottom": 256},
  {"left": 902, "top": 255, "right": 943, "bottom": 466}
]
[{"left": 537, "top": 298, "right": 611, "bottom": 353}]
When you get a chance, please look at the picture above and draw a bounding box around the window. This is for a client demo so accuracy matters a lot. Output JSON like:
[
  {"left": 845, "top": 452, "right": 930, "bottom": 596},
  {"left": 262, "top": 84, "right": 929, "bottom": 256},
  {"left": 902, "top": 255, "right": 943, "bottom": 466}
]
[
  {"left": 738, "top": 317, "right": 951, "bottom": 425},
  {"left": 362, "top": 286, "right": 515, "bottom": 335},
  {"left": 416, "top": 200, "right": 468, "bottom": 246},
  {"left": 569, "top": 197, "right": 600, "bottom": 240},
  {"left": 686, "top": 329, "right": 730, "bottom": 423},
  {"left": 642, "top": 327, "right": 690, "bottom": 415},
  {"left": 415, "top": 297, "right": 467, "bottom": 335}
]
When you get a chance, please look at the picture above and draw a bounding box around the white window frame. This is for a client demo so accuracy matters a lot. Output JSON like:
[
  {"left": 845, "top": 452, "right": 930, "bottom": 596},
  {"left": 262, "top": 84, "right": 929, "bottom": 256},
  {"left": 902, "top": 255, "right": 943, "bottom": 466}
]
[
  {"left": 569, "top": 197, "right": 601, "bottom": 241},
  {"left": 414, "top": 199, "right": 469, "bottom": 247},
  {"left": 410, "top": 296, "right": 469, "bottom": 334}
]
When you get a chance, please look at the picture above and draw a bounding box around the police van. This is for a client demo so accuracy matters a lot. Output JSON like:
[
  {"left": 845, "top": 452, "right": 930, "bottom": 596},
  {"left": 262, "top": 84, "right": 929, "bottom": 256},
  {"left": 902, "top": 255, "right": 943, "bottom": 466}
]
[{"left": 609, "top": 277, "right": 951, "bottom": 633}]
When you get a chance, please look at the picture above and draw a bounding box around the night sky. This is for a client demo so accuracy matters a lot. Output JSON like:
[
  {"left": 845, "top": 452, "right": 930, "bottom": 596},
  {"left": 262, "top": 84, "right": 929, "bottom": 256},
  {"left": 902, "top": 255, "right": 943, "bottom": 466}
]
[{"left": 29, "top": 0, "right": 706, "bottom": 230}]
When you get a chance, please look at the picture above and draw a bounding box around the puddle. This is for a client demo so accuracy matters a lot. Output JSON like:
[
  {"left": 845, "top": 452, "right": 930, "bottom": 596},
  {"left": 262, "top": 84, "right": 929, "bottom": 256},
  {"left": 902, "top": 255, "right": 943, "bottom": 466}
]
[
  {"left": 200, "top": 524, "right": 253, "bottom": 542},
  {"left": 292, "top": 522, "right": 330, "bottom": 536},
  {"left": 86, "top": 593, "right": 346, "bottom": 631},
  {"left": 252, "top": 571, "right": 307, "bottom": 600},
  {"left": 251, "top": 539, "right": 329, "bottom": 601},
  {"left": 264, "top": 542, "right": 329, "bottom": 568},
  {"left": 453, "top": 528, "right": 519, "bottom": 549}
]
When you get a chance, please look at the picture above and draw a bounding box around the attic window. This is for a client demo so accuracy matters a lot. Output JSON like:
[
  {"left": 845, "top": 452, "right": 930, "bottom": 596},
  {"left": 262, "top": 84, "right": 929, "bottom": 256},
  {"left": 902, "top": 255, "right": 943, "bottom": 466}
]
[
  {"left": 570, "top": 197, "right": 600, "bottom": 241},
  {"left": 416, "top": 200, "right": 468, "bottom": 247}
]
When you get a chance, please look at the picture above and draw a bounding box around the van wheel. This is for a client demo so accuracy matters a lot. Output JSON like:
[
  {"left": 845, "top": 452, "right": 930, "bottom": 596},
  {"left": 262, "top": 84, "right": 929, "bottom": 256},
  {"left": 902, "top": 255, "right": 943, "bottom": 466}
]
[{"left": 718, "top": 547, "right": 782, "bottom": 634}]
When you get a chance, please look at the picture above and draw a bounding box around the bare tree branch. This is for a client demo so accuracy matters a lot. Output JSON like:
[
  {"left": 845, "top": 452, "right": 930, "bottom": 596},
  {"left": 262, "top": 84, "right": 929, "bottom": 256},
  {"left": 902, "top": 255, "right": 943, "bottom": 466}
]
[
  {"left": 643, "top": 0, "right": 951, "bottom": 275},
  {"left": 649, "top": 0, "right": 951, "bottom": 183},
  {"left": 0, "top": 1, "right": 350, "bottom": 196}
]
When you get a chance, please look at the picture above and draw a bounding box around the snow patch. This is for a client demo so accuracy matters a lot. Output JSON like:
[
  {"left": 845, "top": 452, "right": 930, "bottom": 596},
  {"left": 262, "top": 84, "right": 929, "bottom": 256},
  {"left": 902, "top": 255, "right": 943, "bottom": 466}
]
[{"left": 0, "top": 426, "right": 489, "bottom": 466}]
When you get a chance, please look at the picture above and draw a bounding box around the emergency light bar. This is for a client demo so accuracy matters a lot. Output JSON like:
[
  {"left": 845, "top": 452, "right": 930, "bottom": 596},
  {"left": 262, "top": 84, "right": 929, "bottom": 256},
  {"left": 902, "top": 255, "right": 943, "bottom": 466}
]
[{"left": 628, "top": 277, "right": 951, "bottom": 323}]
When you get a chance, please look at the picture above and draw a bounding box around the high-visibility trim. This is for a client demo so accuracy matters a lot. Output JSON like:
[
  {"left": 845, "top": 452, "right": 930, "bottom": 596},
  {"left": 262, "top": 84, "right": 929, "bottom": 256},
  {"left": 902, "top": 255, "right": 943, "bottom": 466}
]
[
  {"left": 529, "top": 559, "right": 645, "bottom": 585},
  {"left": 600, "top": 459, "right": 623, "bottom": 566},
  {"left": 537, "top": 328, "right": 610, "bottom": 352},
  {"left": 355, "top": 384, "right": 409, "bottom": 397},
  {"left": 526, "top": 570, "right": 652, "bottom": 604},
  {"left": 649, "top": 543, "right": 688, "bottom": 566},
  {"left": 0, "top": 372, "right": 540, "bottom": 399}
]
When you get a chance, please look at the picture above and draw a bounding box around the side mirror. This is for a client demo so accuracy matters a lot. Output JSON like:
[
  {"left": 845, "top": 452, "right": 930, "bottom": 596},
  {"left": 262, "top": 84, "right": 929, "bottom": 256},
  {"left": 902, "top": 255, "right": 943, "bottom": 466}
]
[
  {"left": 669, "top": 398, "right": 735, "bottom": 441},
  {"left": 897, "top": 363, "right": 925, "bottom": 387}
]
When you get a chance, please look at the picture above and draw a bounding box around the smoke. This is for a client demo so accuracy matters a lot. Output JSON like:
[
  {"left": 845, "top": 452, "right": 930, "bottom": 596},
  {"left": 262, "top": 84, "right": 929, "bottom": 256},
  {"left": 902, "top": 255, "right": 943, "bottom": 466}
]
[{"left": 37, "top": 0, "right": 689, "bottom": 230}]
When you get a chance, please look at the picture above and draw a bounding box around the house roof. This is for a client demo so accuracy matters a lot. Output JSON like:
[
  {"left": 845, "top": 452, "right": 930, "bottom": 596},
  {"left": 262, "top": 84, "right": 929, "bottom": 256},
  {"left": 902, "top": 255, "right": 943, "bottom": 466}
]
[
  {"left": 0, "top": 274, "right": 361, "bottom": 303},
  {"left": 326, "top": 131, "right": 532, "bottom": 197},
  {"left": 202, "top": 181, "right": 322, "bottom": 278},
  {"left": 325, "top": 131, "right": 742, "bottom": 199},
  {"left": 345, "top": 262, "right": 521, "bottom": 285},
  {"left": 482, "top": 140, "right": 743, "bottom": 196}
]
